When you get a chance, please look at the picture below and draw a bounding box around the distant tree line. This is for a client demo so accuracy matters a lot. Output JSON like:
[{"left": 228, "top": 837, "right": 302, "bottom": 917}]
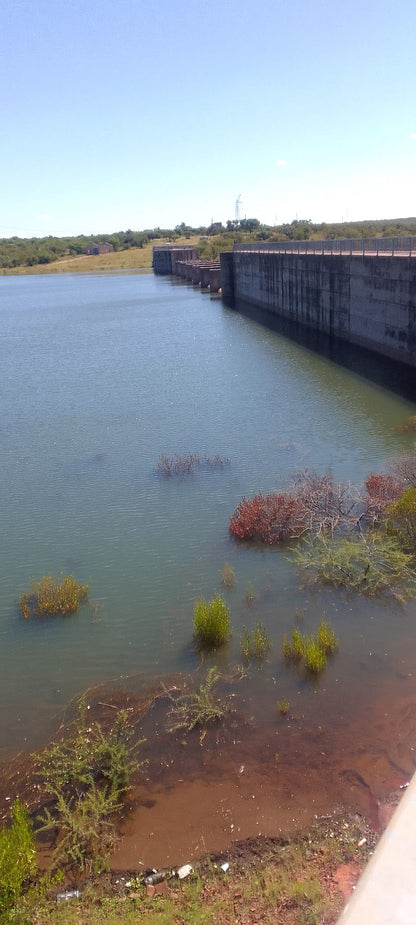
[{"left": 1, "top": 217, "right": 416, "bottom": 269}]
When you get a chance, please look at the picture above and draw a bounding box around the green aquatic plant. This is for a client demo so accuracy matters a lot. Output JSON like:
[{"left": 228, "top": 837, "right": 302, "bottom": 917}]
[
  {"left": 282, "top": 617, "right": 338, "bottom": 676},
  {"left": 316, "top": 617, "right": 338, "bottom": 655},
  {"left": 277, "top": 697, "right": 290, "bottom": 716},
  {"left": 193, "top": 595, "right": 232, "bottom": 649},
  {"left": 304, "top": 640, "right": 327, "bottom": 674},
  {"left": 20, "top": 573, "right": 89, "bottom": 619},
  {"left": 241, "top": 622, "right": 271, "bottom": 660}
]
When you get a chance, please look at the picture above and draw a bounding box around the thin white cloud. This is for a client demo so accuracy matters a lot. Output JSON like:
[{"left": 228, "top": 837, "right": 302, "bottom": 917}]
[
  {"left": 409, "top": 133, "right": 416, "bottom": 141},
  {"left": 39, "top": 213, "right": 54, "bottom": 221},
  {"left": 276, "top": 159, "right": 288, "bottom": 167}
]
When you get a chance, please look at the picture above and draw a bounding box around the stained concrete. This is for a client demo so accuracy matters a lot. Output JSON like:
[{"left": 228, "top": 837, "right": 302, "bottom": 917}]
[{"left": 222, "top": 250, "right": 416, "bottom": 366}]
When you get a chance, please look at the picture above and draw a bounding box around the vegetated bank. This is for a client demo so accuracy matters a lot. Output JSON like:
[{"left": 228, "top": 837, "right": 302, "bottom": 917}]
[
  {"left": 2, "top": 215, "right": 416, "bottom": 273},
  {"left": 1, "top": 671, "right": 400, "bottom": 925}
]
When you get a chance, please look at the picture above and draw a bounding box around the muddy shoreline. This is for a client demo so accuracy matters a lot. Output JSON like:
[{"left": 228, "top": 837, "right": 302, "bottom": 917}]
[{"left": 1, "top": 664, "right": 414, "bottom": 873}]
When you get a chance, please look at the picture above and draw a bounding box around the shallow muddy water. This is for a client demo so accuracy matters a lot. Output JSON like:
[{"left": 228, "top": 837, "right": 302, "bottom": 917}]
[{"left": 1, "top": 270, "right": 416, "bottom": 767}]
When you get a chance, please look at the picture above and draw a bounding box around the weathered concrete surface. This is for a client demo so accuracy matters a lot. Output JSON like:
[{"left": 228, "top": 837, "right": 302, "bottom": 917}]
[
  {"left": 224, "top": 251, "right": 416, "bottom": 366},
  {"left": 153, "top": 245, "right": 196, "bottom": 275},
  {"left": 339, "top": 775, "right": 416, "bottom": 924}
]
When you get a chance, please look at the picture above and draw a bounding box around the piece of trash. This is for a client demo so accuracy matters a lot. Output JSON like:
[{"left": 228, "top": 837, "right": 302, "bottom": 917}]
[
  {"left": 221, "top": 862, "right": 230, "bottom": 872},
  {"left": 239, "top": 765, "right": 245, "bottom": 774},
  {"left": 400, "top": 782, "right": 410, "bottom": 789},
  {"left": 144, "top": 871, "right": 165, "bottom": 886},
  {"left": 357, "top": 837, "right": 367, "bottom": 848},
  {"left": 177, "top": 864, "right": 193, "bottom": 880},
  {"left": 57, "top": 890, "right": 81, "bottom": 902}
]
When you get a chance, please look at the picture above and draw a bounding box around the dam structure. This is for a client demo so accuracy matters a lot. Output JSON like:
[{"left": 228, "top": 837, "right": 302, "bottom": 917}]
[
  {"left": 220, "top": 237, "right": 416, "bottom": 367},
  {"left": 152, "top": 244, "right": 222, "bottom": 292}
]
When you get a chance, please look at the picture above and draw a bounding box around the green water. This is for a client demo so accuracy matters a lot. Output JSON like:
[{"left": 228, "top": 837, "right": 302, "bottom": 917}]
[{"left": 1, "top": 271, "right": 416, "bottom": 751}]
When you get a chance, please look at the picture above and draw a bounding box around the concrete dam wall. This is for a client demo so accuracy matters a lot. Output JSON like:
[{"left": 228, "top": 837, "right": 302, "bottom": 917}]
[{"left": 221, "top": 247, "right": 416, "bottom": 367}]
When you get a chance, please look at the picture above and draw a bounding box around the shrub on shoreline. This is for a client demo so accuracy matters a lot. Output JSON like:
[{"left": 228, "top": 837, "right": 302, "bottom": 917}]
[
  {"left": 167, "top": 668, "right": 226, "bottom": 732},
  {"left": 36, "top": 702, "right": 139, "bottom": 874}
]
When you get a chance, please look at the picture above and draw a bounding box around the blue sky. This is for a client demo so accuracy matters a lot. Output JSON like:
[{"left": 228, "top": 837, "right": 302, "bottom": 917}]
[{"left": 2, "top": 0, "right": 416, "bottom": 237}]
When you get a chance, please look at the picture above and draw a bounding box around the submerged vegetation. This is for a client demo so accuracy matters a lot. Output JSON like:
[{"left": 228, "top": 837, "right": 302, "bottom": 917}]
[
  {"left": 193, "top": 595, "right": 232, "bottom": 649},
  {"left": 220, "top": 562, "right": 236, "bottom": 589},
  {"left": 293, "top": 533, "right": 416, "bottom": 601},
  {"left": 157, "top": 453, "right": 230, "bottom": 477},
  {"left": 20, "top": 574, "right": 89, "bottom": 619}
]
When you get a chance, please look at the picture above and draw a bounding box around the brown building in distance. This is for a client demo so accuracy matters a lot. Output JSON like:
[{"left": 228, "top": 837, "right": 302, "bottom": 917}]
[{"left": 86, "top": 242, "right": 114, "bottom": 255}]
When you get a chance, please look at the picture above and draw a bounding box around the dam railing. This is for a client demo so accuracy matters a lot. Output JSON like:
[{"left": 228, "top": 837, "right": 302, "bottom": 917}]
[{"left": 234, "top": 236, "right": 416, "bottom": 258}]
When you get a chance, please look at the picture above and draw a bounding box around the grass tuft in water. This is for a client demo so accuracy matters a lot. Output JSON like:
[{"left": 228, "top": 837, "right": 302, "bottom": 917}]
[
  {"left": 193, "top": 595, "right": 232, "bottom": 649},
  {"left": 277, "top": 697, "right": 290, "bottom": 715},
  {"left": 282, "top": 618, "right": 338, "bottom": 675},
  {"left": 241, "top": 622, "right": 271, "bottom": 660}
]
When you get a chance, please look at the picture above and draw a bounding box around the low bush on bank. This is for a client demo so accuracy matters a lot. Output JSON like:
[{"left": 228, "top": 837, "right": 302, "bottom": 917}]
[
  {"left": 167, "top": 668, "right": 226, "bottom": 732},
  {"left": 0, "top": 799, "right": 37, "bottom": 918},
  {"left": 20, "top": 574, "right": 89, "bottom": 619},
  {"left": 193, "top": 595, "right": 232, "bottom": 649},
  {"left": 35, "top": 702, "right": 141, "bottom": 874}
]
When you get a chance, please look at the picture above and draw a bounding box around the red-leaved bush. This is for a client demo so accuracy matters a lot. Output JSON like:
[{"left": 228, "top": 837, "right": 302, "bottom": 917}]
[
  {"left": 364, "top": 473, "right": 404, "bottom": 522},
  {"left": 229, "top": 492, "right": 304, "bottom": 544}
]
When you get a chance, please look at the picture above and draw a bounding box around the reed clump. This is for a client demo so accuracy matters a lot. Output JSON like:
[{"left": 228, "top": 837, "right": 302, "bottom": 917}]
[
  {"left": 282, "top": 618, "right": 338, "bottom": 675},
  {"left": 193, "top": 595, "right": 232, "bottom": 649},
  {"left": 20, "top": 574, "right": 89, "bottom": 619}
]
